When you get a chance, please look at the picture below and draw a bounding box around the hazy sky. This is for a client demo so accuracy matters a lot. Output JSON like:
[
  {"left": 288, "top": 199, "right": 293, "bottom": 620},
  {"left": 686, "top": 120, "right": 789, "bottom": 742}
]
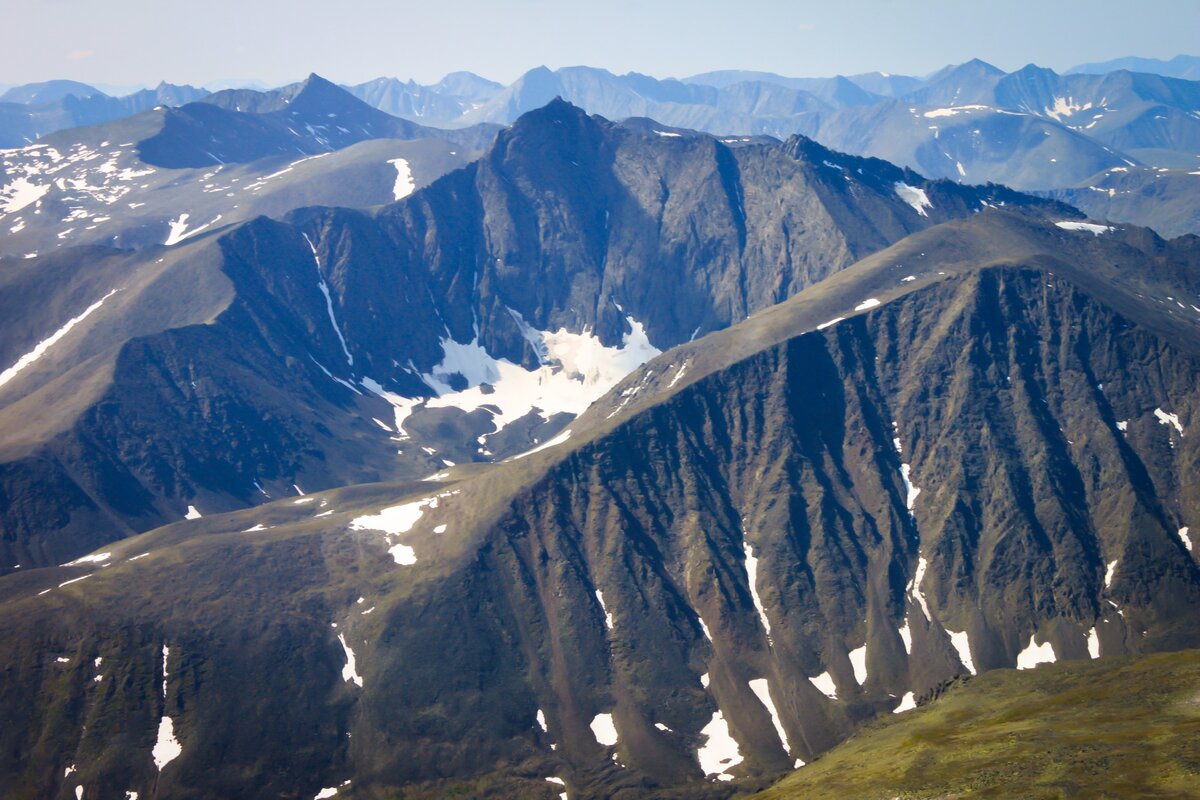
[{"left": 3, "top": 0, "right": 1197, "bottom": 90}]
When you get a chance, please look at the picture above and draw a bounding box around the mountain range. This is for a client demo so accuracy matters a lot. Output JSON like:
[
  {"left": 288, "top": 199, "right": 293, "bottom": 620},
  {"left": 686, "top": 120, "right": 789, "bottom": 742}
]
[{"left": 0, "top": 56, "right": 1198, "bottom": 800}]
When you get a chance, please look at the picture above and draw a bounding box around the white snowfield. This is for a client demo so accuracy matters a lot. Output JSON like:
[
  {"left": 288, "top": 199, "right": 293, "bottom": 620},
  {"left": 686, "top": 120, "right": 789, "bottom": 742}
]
[
  {"left": 364, "top": 311, "right": 660, "bottom": 448},
  {"left": 0, "top": 288, "right": 120, "bottom": 390},
  {"left": 894, "top": 182, "right": 933, "bottom": 216},
  {"left": 1055, "top": 220, "right": 1112, "bottom": 235},
  {"left": 696, "top": 710, "right": 742, "bottom": 780},
  {"left": 421, "top": 312, "right": 661, "bottom": 441}
]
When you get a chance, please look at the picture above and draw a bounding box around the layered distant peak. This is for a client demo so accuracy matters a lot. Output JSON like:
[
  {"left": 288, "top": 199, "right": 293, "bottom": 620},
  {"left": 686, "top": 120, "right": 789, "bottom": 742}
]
[
  {"left": 430, "top": 70, "right": 503, "bottom": 100},
  {"left": 0, "top": 79, "right": 105, "bottom": 105}
]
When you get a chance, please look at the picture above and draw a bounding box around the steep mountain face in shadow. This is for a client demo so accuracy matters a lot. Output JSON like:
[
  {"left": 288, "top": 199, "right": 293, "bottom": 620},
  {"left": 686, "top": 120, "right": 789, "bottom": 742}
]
[
  {"left": 0, "top": 212, "right": 1196, "bottom": 800},
  {"left": 0, "top": 101, "right": 1068, "bottom": 573}
]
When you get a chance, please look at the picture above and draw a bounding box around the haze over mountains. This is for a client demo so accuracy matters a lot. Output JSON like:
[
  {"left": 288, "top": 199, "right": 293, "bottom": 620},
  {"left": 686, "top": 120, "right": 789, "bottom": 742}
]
[{"left": 1, "top": 49, "right": 1198, "bottom": 800}]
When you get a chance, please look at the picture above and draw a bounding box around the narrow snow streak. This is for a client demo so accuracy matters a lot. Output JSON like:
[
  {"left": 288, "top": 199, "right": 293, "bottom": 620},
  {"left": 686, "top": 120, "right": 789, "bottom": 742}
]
[
  {"left": 743, "top": 542, "right": 772, "bottom": 643},
  {"left": 749, "top": 678, "right": 790, "bottom": 752},
  {"left": 511, "top": 428, "right": 572, "bottom": 460},
  {"left": 595, "top": 590, "right": 614, "bottom": 630},
  {"left": 1179, "top": 527, "right": 1193, "bottom": 552},
  {"left": 303, "top": 233, "right": 353, "bottom": 367},
  {"left": 907, "top": 557, "right": 932, "bottom": 621},
  {"left": 0, "top": 289, "right": 120, "bottom": 390}
]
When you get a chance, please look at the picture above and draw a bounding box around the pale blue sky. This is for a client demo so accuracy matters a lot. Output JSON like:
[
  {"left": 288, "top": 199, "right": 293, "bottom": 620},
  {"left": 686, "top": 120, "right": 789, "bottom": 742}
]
[{"left": 4, "top": 0, "right": 1197, "bottom": 89}]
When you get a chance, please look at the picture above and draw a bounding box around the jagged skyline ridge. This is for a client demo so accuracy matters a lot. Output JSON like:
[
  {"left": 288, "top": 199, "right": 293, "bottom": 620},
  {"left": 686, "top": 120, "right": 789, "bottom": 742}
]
[{"left": 1, "top": 0, "right": 1197, "bottom": 89}]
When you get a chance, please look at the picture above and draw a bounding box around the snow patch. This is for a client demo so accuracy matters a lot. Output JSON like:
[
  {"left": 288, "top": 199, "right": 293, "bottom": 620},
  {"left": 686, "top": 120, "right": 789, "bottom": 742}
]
[
  {"left": 848, "top": 644, "right": 868, "bottom": 685},
  {"left": 337, "top": 632, "right": 363, "bottom": 687},
  {"left": 1016, "top": 635, "right": 1056, "bottom": 669},
  {"left": 185, "top": 505, "right": 202, "bottom": 520},
  {"left": 894, "top": 182, "right": 932, "bottom": 216},
  {"left": 0, "top": 177, "right": 50, "bottom": 214},
  {"left": 816, "top": 316, "right": 845, "bottom": 330},
  {"left": 152, "top": 717, "right": 182, "bottom": 771},
  {"left": 417, "top": 312, "right": 660, "bottom": 443},
  {"left": 589, "top": 712, "right": 618, "bottom": 746},
  {"left": 62, "top": 552, "right": 111, "bottom": 566},
  {"left": 387, "top": 158, "right": 415, "bottom": 200},
  {"left": 898, "top": 620, "right": 912, "bottom": 654},
  {"left": 1179, "top": 527, "right": 1193, "bottom": 552},
  {"left": 1055, "top": 220, "right": 1111, "bottom": 235},
  {"left": 922, "top": 105, "right": 991, "bottom": 118},
  {"left": 900, "top": 463, "right": 921, "bottom": 513},
  {"left": 809, "top": 672, "right": 837, "bottom": 699},
  {"left": 1154, "top": 408, "right": 1184, "bottom": 436},
  {"left": 854, "top": 298, "right": 881, "bottom": 311},
  {"left": 697, "top": 711, "right": 742, "bottom": 781},
  {"left": 893, "top": 692, "right": 917, "bottom": 713},
  {"left": 1105, "top": 559, "right": 1118, "bottom": 589},
  {"left": 1087, "top": 627, "right": 1101, "bottom": 658},
  {"left": 948, "top": 630, "right": 975, "bottom": 675}
]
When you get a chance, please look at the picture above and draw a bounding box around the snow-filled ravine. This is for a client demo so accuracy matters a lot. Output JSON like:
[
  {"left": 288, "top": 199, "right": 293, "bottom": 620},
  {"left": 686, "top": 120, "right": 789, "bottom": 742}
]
[{"left": 365, "top": 310, "right": 661, "bottom": 449}]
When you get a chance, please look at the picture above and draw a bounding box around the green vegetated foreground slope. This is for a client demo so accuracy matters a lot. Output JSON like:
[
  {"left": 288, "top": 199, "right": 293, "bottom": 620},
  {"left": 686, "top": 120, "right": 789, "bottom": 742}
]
[{"left": 751, "top": 649, "right": 1200, "bottom": 800}]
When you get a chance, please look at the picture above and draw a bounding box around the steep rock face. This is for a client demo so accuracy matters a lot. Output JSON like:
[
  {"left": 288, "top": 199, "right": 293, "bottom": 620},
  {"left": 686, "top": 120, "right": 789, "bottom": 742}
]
[
  {"left": 412, "top": 267, "right": 1199, "bottom": 795},
  {"left": 2, "top": 256, "right": 1196, "bottom": 800},
  {"left": 0, "top": 102, "right": 1068, "bottom": 571}
]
